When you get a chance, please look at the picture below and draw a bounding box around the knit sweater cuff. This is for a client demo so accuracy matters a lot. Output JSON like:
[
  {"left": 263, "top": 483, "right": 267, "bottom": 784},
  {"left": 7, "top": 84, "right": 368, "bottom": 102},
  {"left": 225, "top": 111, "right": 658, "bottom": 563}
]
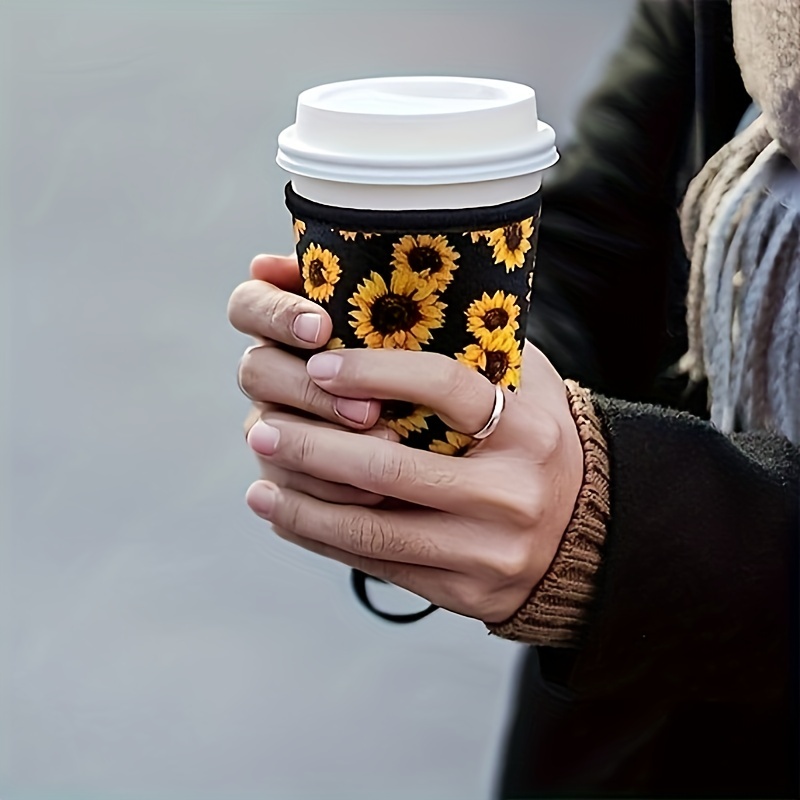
[{"left": 486, "top": 381, "right": 610, "bottom": 647}]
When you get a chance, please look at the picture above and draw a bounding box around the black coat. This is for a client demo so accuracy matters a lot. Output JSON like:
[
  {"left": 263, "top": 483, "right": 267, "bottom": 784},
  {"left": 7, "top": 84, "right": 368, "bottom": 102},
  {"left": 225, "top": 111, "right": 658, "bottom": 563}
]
[{"left": 501, "top": 1, "right": 800, "bottom": 797}]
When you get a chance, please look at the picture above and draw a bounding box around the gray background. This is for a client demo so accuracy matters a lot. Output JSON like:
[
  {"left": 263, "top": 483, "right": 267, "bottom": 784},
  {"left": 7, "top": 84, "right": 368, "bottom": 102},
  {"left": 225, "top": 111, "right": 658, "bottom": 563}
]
[{"left": 1, "top": 1, "right": 634, "bottom": 798}]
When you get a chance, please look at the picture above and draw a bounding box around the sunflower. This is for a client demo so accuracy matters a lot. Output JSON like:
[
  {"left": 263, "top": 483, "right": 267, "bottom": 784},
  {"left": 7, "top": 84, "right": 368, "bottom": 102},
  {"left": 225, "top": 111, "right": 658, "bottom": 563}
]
[
  {"left": 348, "top": 270, "right": 445, "bottom": 350},
  {"left": 381, "top": 401, "right": 431, "bottom": 438},
  {"left": 456, "top": 328, "right": 522, "bottom": 389},
  {"left": 466, "top": 290, "right": 520, "bottom": 343},
  {"left": 487, "top": 217, "right": 535, "bottom": 272},
  {"left": 464, "top": 229, "right": 491, "bottom": 244},
  {"left": 430, "top": 430, "right": 475, "bottom": 457},
  {"left": 293, "top": 218, "right": 306, "bottom": 244},
  {"left": 301, "top": 243, "right": 341, "bottom": 303},
  {"left": 325, "top": 337, "right": 345, "bottom": 350},
  {"left": 391, "top": 234, "right": 459, "bottom": 292}
]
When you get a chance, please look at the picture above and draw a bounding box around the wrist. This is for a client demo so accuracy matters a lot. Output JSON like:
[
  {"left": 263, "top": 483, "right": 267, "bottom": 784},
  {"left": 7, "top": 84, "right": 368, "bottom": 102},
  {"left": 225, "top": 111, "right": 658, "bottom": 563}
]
[{"left": 486, "top": 381, "right": 610, "bottom": 646}]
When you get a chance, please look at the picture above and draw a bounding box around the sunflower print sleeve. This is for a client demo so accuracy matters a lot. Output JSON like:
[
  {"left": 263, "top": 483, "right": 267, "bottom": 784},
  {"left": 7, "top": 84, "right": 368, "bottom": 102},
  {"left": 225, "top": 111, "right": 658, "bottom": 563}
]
[{"left": 286, "top": 182, "right": 541, "bottom": 451}]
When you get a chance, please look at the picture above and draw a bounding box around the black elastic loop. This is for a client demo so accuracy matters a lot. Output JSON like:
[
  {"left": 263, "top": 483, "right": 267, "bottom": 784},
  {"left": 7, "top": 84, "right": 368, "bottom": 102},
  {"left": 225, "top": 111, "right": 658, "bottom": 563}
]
[{"left": 350, "top": 569, "right": 438, "bottom": 624}]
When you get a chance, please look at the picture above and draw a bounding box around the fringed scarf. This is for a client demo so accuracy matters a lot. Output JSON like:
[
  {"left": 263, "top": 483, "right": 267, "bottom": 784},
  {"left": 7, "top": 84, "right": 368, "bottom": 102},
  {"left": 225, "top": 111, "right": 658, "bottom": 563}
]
[{"left": 680, "top": 115, "right": 800, "bottom": 443}]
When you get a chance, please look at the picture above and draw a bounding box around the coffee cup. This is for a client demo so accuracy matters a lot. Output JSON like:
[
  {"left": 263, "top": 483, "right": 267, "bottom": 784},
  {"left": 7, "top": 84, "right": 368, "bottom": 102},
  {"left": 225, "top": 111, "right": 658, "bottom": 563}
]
[{"left": 276, "top": 76, "right": 558, "bottom": 452}]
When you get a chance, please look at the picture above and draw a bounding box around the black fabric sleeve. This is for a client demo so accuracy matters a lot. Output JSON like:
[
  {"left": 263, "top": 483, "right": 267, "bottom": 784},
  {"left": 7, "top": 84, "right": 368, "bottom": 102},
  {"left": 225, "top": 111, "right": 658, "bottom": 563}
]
[
  {"left": 528, "top": 0, "right": 748, "bottom": 402},
  {"left": 585, "top": 396, "right": 798, "bottom": 697},
  {"left": 535, "top": 397, "right": 800, "bottom": 796}
]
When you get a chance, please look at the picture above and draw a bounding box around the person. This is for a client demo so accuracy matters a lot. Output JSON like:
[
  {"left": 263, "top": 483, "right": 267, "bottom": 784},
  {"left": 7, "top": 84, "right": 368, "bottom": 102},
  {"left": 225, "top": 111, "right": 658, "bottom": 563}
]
[
  {"left": 227, "top": 0, "right": 799, "bottom": 795},
  {"left": 493, "top": 2, "right": 800, "bottom": 795}
]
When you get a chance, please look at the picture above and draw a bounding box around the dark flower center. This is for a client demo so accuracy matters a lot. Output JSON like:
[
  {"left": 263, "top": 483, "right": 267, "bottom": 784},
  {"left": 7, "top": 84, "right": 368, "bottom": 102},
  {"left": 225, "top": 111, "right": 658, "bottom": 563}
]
[
  {"left": 382, "top": 400, "right": 416, "bottom": 421},
  {"left": 371, "top": 292, "right": 421, "bottom": 334},
  {"left": 452, "top": 442, "right": 472, "bottom": 457},
  {"left": 504, "top": 224, "right": 523, "bottom": 252},
  {"left": 308, "top": 259, "right": 326, "bottom": 287},
  {"left": 482, "top": 308, "right": 509, "bottom": 331},
  {"left": 408, "top": 246, "right": 444, "bottom": 275},
  {"left": 484, "top": 350, "right": 509, "bottom": 384}
]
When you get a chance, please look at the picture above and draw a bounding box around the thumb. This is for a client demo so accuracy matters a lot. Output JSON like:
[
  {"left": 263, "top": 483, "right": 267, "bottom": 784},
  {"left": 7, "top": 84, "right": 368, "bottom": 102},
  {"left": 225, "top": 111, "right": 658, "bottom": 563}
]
[{"left": 250, "top": 253, "right": 302, "bottom": 291}]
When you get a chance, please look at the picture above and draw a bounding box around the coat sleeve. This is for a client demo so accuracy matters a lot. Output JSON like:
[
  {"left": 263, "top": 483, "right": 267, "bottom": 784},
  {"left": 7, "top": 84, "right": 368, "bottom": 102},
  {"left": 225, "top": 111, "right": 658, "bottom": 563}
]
[
  {"left": 508, "top": 396, "right": 799, "bottom": 796},
  {"left": 580, "top": 396, "right": 799, "bottom": 700},
  {"left": 540, "top": 395, "right": 800, "bottom": 794}
]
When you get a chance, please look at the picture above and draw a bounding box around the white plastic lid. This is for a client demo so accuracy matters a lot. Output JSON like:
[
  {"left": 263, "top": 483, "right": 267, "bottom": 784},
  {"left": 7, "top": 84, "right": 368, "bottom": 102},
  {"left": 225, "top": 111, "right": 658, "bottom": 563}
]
[{"left": 276, "top": 76, "right": 558, "bottom": 187}]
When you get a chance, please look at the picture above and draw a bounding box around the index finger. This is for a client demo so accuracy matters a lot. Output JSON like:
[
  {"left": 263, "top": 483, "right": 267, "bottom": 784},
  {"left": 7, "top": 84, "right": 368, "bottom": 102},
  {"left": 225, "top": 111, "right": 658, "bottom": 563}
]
[{"left": 306, "top": 348, "right": 496, "bottom": 435}]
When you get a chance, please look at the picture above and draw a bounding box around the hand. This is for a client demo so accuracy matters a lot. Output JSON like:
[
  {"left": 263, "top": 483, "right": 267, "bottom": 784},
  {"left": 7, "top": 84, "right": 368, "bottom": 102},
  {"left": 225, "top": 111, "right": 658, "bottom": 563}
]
[
  {"left": 229, "top": 254, "right": 390, "bottom": 507},
  {"left": 243, "top": 343, "right": 584, "bottom": 624}
]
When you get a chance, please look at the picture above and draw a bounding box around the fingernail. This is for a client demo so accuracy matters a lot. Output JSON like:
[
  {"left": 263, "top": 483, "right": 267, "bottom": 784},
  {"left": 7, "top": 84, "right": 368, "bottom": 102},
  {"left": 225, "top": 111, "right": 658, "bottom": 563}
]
[
  {"left": 334, "top": 397, "right": 372, "bottom": 425},
  {"left": 307, "top": 352, "right": 342, "bottom": 381},
  {"left": 247, "top": 420, "right": 280, "bottom": 456},
  {"left": 246, "top": 481, "right": 277, "bottom": 517},
  {"left": 293, "top": 313, "right": 322, "bottom": 344}
]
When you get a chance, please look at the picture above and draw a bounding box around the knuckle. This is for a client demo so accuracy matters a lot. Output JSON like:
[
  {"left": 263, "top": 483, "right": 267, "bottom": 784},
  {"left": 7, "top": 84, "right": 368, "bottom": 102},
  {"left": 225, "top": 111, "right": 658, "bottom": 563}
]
[
  {"left": 273, "top": 292, "right": 309, "bottom": 334},
  {"left": 421, "top": 466, "right": 458, "bottom": 490},
  {"left": 444, "top": 357, "right": 478, "bottom": 401},
  {"left": 295, "top": 429, "right": 316, "bottom": 464},
  {"left": 448, "top": 579, "right": 486, "bottom": 616},
  {"left": 365, "top": 447, "right": 447, "bottom": 493},
  {"left": 444, "top": 361, "right": 489, "bottom": 432},
  {"left": 338, "top": 353, "right": 362, "bottom": 386},
  {"left": 366, "top": 447, "right": 412, "bottom": 487},
  {"left": 341, "top": 512, "right": 391, "bottom": 556},
  {"left": 511, "top": 490, "right": 547, "bottom": 529},
  {"left": 239, "top": 351, "right": 280, "bottom": 403},
  {"left": 238, "top": 352, "right": 261, "bottom": 397},
  {"left": 533, "top": 412, "right": 564, "bottom": 461},
  {"left": 231, "top": 280, "right": 311, "bottom": 342},
  {"left": 479, "top": 588, "right": 524, "bottom": 624},
  {"left": 299, "top": 375, "right": 328, "bottom": 414},
  {"left": 430, "top": 354, "right": 456, "bottom": 394},
  {"left": 486, "top": 540, "right": 532, "bottom": 584},
  {"left": 281, "top": 494, "right": 303, "bottom": 536},
  {"left": 468, "top": 475, "right": 524, "bottom": 522},
  {"left": 483, "top": 468, "right": 546, "bottom": 529},
  {"left": 227, "top": 281, "right": 256, "bottom": 331}
]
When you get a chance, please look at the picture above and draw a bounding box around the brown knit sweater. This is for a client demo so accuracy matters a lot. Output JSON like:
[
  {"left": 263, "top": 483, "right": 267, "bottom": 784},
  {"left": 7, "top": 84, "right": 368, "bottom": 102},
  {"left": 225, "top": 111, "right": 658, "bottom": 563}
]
[{"left": 486, "top": 381, "right": 610, "bottom": 646}]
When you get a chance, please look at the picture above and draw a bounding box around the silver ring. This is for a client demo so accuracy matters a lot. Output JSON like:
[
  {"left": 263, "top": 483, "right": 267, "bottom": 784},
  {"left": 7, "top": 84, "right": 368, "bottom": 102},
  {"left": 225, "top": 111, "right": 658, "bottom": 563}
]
[
  {"left": 472, "top": 384, "right": 505, "bottom": 440},
  {"left": 237, "top": 343, "right": 268, "bottom": 401}
]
